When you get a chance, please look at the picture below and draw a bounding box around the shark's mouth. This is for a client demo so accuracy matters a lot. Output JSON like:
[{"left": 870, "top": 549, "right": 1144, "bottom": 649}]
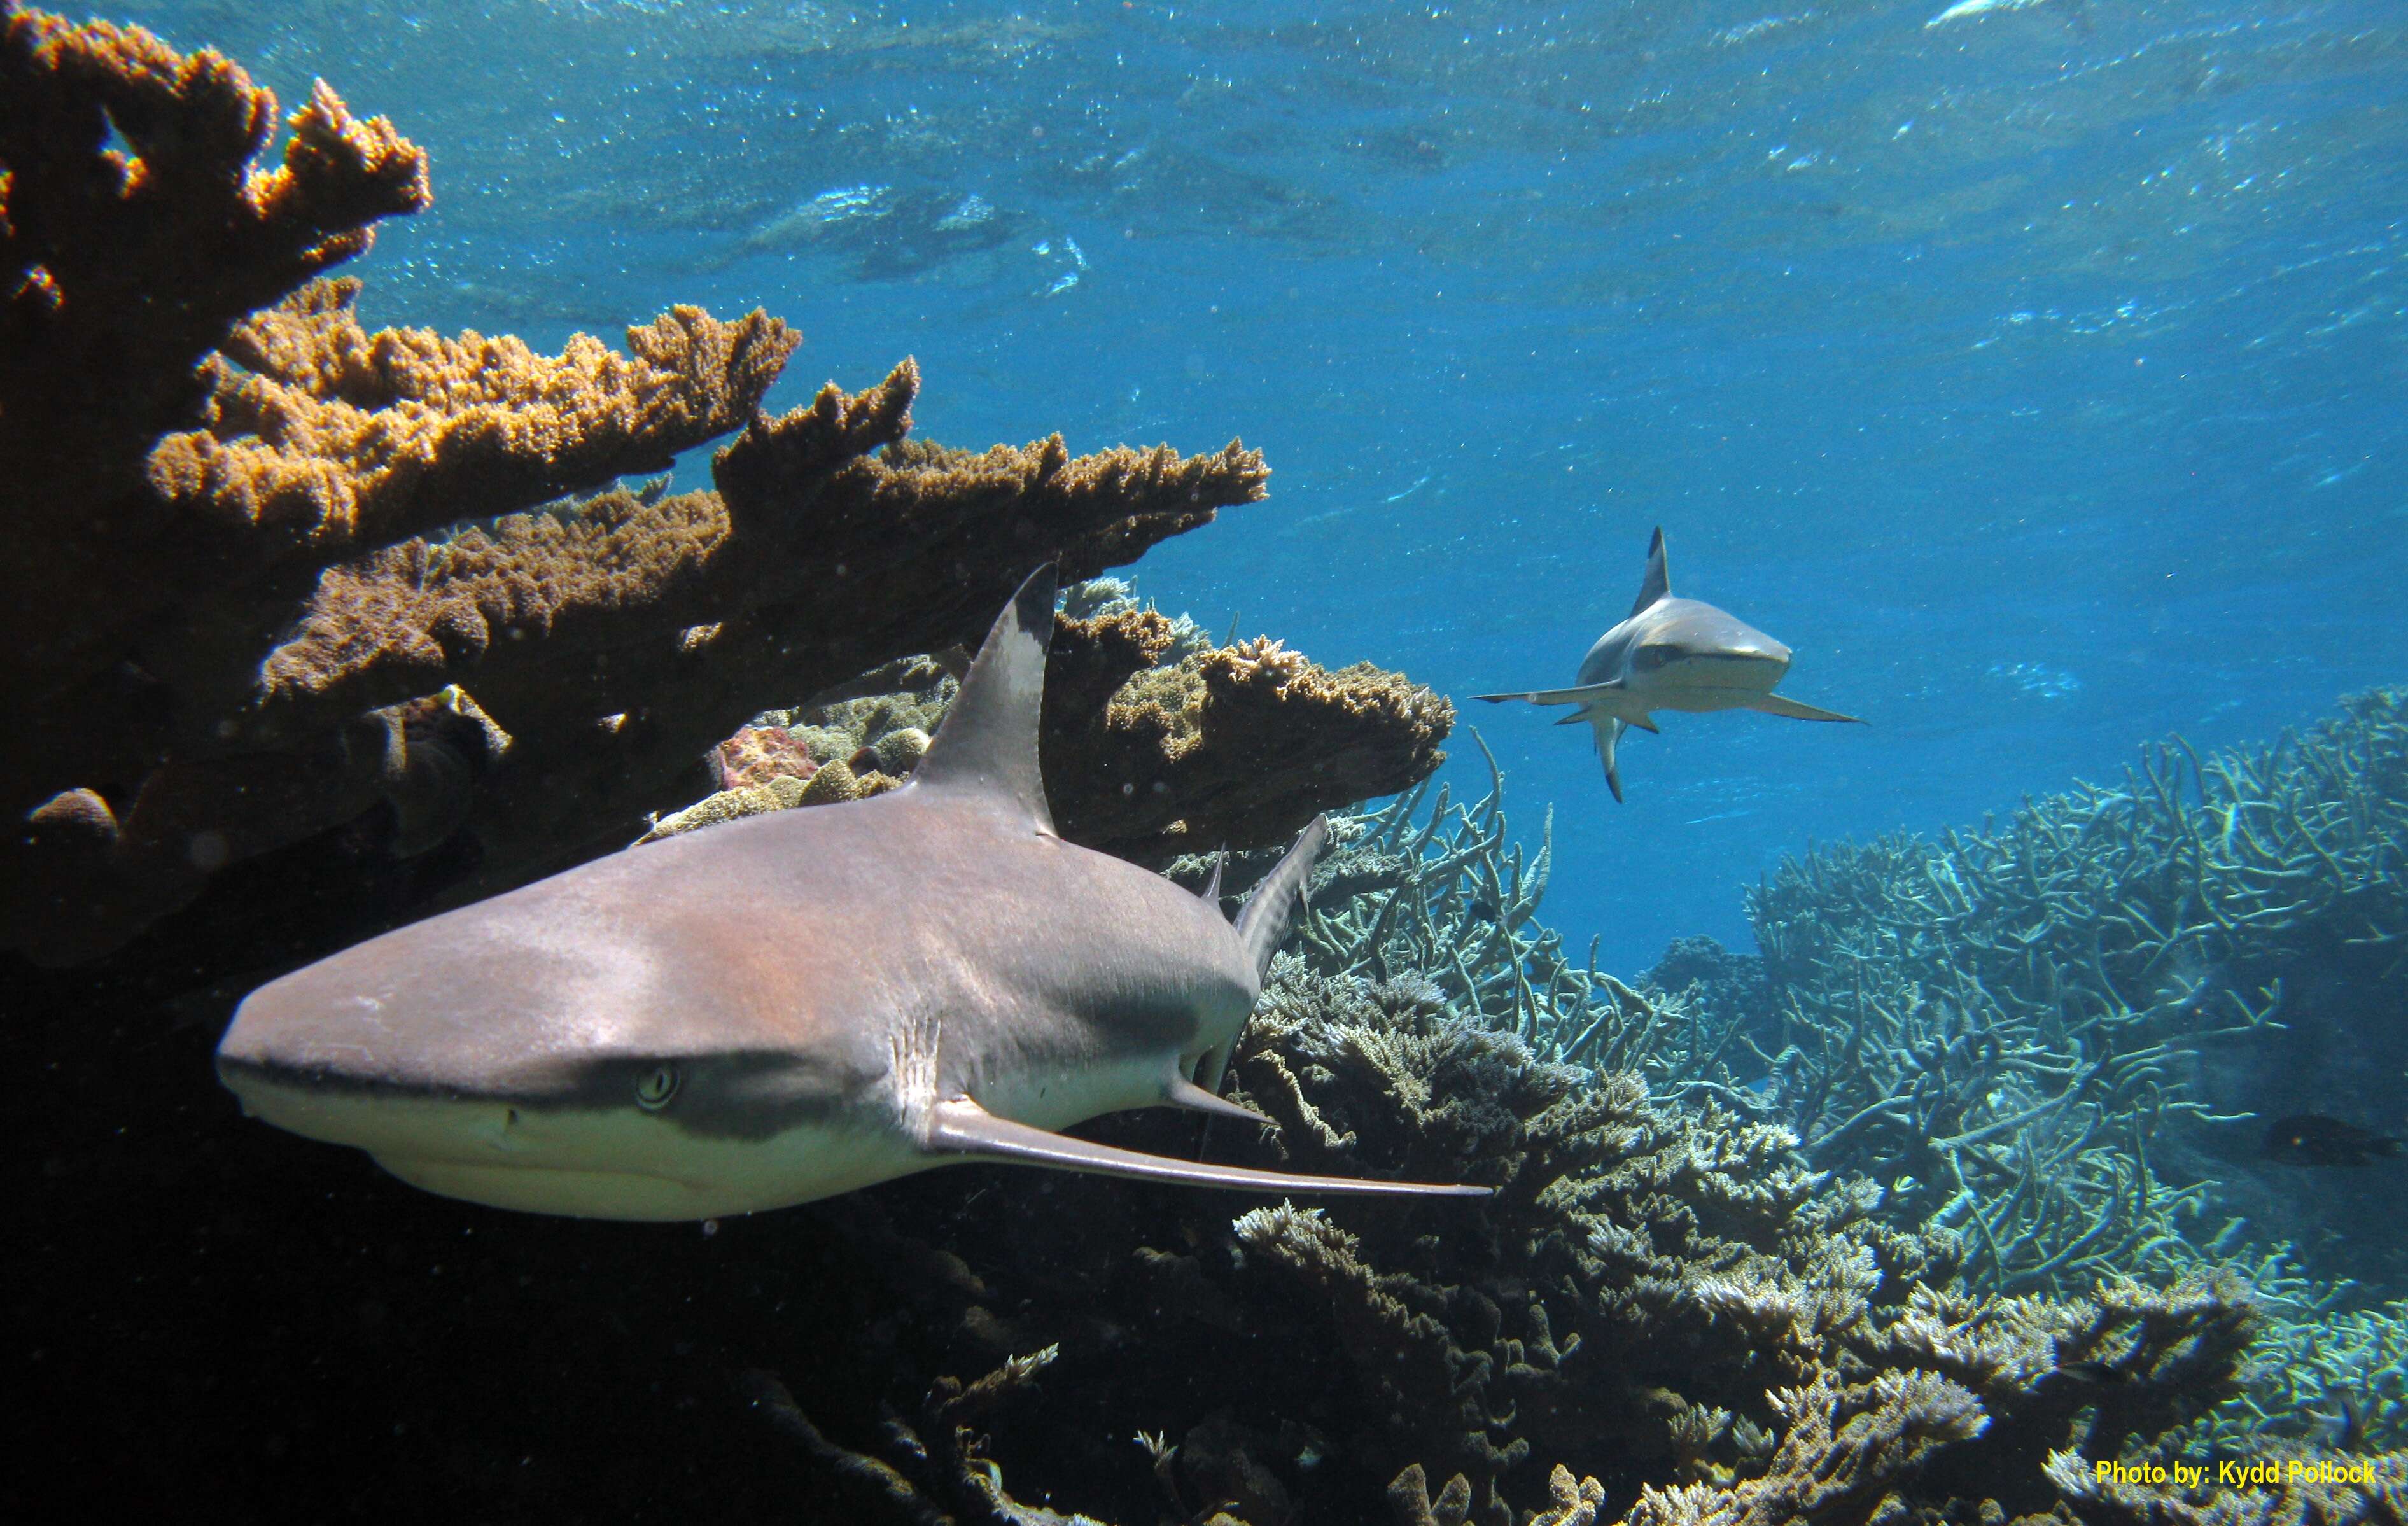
[
  {"left": 1658, "top": 652, "right": 1784, "bottom": 687},
  {"left": 372, "top": 1154, "right": 726, "bottom": 1221}
]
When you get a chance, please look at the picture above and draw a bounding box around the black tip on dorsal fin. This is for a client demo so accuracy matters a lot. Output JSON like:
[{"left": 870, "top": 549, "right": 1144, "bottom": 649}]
[
  {"left": 910, "top": 564, "right": 1059, "bottom": 831},
  {"left": 1630, "top": 526, "right": 1670, "bottom": 619}
]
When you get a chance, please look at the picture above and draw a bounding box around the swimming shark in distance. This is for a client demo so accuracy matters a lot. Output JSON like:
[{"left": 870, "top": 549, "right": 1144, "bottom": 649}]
[
  {"left": 1474, "top": 527, "right": 1861, "bottom": 801},
  {"left": 216, "top": 566, "right": 1488, "bottom": 1219}
]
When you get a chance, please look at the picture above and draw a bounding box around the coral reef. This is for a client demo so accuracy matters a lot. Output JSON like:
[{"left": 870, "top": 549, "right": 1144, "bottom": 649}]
[
  {"left": 1180, "top": 744, "right": 1746, "bottom": 1101},
  {"left": 727, "top": 954, "right": 2312, "bottom": 1525},
  {"left": 633, "top": 582, "right": 1452, "bottom": 867},
  {"left": 1, "top": 8, "right": 1464, "bottom": 974},
  {"left": 2163, "top": 1243, "right": 2408, "bottom": 1457},
  {"left": 1725, "top": 689, "right": 2408, "bottom": 1294},
  {"left": 1, "top": 3, "right": 431, "bottom": 676}
]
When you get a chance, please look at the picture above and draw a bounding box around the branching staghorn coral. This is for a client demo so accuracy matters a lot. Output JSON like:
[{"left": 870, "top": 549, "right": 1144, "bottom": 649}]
[
  {"left": 1727, "top": 697, "right": 2408, "bottom": 1292},
  {"left": 2156, "top": 1242, "right": 2408, "bottom": 1457},
  {"left": 1186, "top": 739, "right": 1751, "bottom": 1098}
]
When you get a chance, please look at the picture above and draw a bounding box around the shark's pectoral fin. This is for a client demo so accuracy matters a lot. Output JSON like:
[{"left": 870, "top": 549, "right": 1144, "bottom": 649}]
[
  {"left": 1746, "top": 692, "right": 1863, "bottom": 724},
  {"left": 1473, "top": 680, "right": 1625, "bottom": 708},
  {"left": 1163, "top": 1076, "right": 1270, "bottom": 1125},
  {"left": 924, "top": 1097, "right": 1489, "bottom": 1198}
]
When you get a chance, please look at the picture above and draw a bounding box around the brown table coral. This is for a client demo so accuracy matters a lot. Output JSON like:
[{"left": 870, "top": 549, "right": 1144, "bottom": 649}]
[{"left": 0, "top": 4, "right": 1448, "bottom": 970}]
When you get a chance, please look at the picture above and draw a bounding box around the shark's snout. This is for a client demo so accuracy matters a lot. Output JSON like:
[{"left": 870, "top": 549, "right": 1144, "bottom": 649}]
[{"left": 1634, "top": 633, "right": 1792, "bottom": 688}]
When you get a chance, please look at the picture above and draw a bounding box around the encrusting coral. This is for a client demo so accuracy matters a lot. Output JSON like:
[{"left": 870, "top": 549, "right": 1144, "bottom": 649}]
[{"left": 0, "top": 7, "right": 1456, "bottom": 970}]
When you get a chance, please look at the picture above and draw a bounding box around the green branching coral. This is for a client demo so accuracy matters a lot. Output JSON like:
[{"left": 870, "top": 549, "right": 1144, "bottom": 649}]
[
  {"left": 1733, "top": 690, "right": 2408, "bottom": 1294},
  {"left": 1195, "top": 740, "right": 1747, "bottom": 1095}
]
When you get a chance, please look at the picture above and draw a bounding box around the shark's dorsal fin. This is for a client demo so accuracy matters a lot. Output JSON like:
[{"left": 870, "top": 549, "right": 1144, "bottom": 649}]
[
  {"left": 1234, "top": 815, "right": 1327, "bottom": 978},
  {"left": 911, "top": 563, "right": 1059, "bottom": 831},
  {"left": 1198, "top": 850, "right": 1226, "bottom": 907},
  {"left": 924, "top": 1096, "right": 1488, "bottom": 1198},
  {"left": 1630, "top": 526, "right": 1671, "bottom": 619}
]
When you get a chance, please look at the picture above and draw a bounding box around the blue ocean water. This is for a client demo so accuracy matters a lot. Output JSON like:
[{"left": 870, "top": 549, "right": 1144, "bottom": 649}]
[{"left": 122, "top": 0, "right": 2407, "bottom": 972}]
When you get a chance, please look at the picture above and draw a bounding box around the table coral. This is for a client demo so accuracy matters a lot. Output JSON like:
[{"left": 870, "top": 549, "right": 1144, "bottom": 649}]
[{"left": 1, "top": 7, "right": 1404, "bottom": 971}]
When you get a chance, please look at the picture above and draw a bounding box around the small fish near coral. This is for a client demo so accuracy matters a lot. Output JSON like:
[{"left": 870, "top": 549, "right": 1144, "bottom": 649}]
[
  {"left": 2262, "top": 1114, "right": 2405, "bottom": 1168},
  {"left": 216, "top": 567, "right": 1489, "bottom": 1220},
  {"left": 1475, "top": 527, "right": 1862, "bottom": 800}
]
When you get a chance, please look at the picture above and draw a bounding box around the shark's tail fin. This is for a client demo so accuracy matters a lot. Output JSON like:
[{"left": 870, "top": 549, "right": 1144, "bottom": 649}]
[{"left": 1233, "top": 815, "right": 1327, "bottom": 979}]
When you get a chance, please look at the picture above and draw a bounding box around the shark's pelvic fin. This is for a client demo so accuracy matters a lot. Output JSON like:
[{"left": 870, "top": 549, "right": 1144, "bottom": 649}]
[
  {"left": 1473, "top": 679, "right": 1624, "bottom": 708},
  {"left": 909, "top": 563, "right": 1060, "bottom": 831},
  {"left": 1595, "top": 716, "right": 1628, "bottom": 803},
  {"left": 925, "top": 1096, "right": 1489, "bottom": 1198},
  {"left": 1557, "top": 705, "right": 1653, "bottom": 733},
  {"left": 1163, "top": 1076, "right": 1270, "bottom": 1124},
  {"left": 1630, "top": 525, "right": 1671, "bottom": 618},
  {"left": 1746, "top": 692, "right": 1863, "bottom": 724},
  {"left": 1234, "top": 815, "right": 1327, "bottom": 979}
]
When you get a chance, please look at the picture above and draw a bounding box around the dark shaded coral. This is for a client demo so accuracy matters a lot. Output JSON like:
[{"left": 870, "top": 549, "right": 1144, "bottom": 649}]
[
  {"left": 1042, "top": 614, "right": 1454, "bottom": 864},
  {"left": 717, "top": 959, "right": 2295, "bottom": 1526},
  {"left": 0, "top": 4, "right": 431, "bottom": 685}
]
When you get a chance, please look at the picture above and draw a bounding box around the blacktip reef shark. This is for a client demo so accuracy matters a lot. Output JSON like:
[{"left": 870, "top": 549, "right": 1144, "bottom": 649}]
[
  {"left": 216, "top": 566, "right": 1488, "bottom": 1220},
  {"left": 1474, "top": 528, "right": 1861, "bottom": 801}
]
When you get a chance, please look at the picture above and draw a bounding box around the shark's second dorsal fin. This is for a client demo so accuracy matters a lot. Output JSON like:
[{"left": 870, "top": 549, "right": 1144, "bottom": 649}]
[
  {"left": 911, "top": 564, "right": 1059, "bottom": 831},
  {"left": 1630, "top": 526, "right": 1671, "bottom": 619}
]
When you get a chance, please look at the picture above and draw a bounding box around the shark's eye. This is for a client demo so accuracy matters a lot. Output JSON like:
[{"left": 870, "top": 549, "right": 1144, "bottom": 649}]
[{"left": 635, "top": 1063, "right": 682, "bottom": 1111}]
